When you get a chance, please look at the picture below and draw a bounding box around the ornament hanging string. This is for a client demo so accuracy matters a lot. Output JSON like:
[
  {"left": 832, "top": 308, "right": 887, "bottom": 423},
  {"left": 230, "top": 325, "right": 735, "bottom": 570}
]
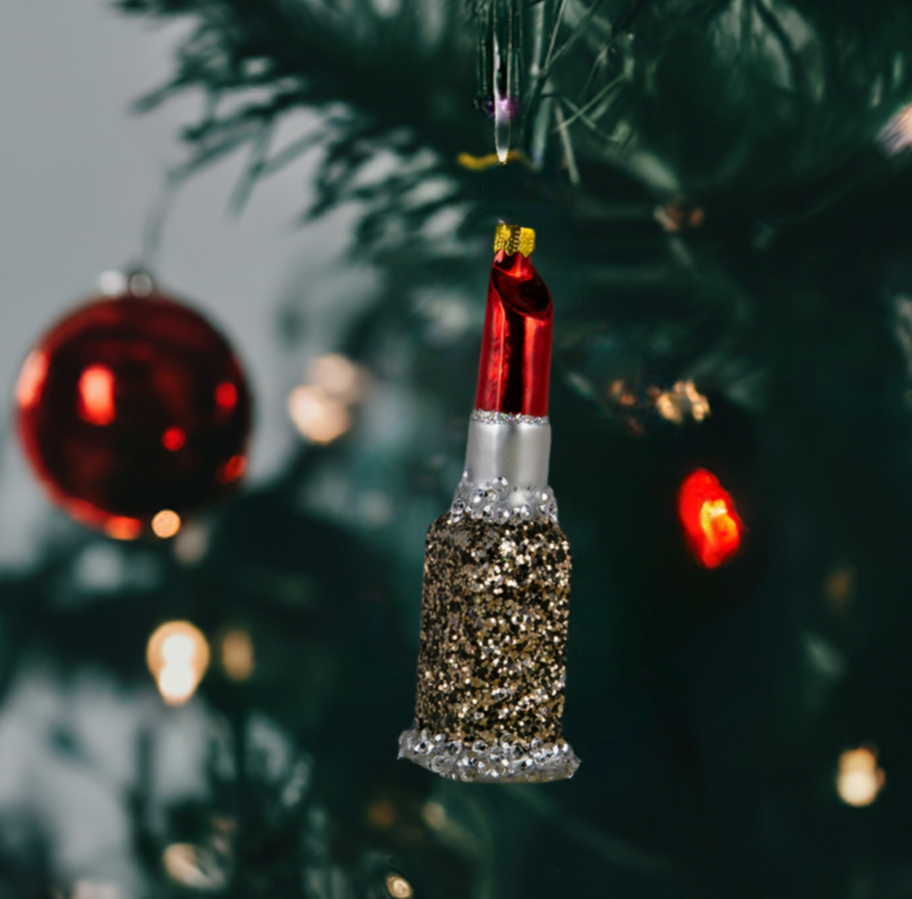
[{"left": 140, "top": 167, "right": 191, "bottom": 274}]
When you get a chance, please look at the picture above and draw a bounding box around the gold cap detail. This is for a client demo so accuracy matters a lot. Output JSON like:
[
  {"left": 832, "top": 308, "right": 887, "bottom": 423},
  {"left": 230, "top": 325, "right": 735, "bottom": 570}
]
[{"left": 494, "top": 223, "right": 535, "bottom": 257}]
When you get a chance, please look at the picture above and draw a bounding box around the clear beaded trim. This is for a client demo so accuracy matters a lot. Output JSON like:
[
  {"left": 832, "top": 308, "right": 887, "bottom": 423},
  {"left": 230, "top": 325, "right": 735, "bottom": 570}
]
[
  {"left": 471, "top": 409, "right": 550, "bottom": 426},
  {"left": 449, "top": 477, "right": 558, "bottom": 524},
  {"left": 398, "top": 727, "right": 580, "bottom": 783}
]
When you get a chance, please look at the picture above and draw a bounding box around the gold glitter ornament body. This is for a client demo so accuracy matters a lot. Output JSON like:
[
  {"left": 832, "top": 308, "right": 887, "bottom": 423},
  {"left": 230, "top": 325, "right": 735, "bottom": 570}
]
[
  {"left": 398, "top": 514, "right": 579, "bottom": 782},
  {"left": 399, "top": 224, "right": 579, "bottom": 783}
]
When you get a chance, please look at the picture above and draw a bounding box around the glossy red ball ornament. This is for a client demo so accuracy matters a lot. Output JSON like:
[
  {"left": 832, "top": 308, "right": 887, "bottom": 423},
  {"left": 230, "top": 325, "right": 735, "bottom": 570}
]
[
  {"left": 16, "top": 283, "right": 252, "bottom": 539},
  {"left": 677, "top": 469, "right": 743, "bottom": 569}
]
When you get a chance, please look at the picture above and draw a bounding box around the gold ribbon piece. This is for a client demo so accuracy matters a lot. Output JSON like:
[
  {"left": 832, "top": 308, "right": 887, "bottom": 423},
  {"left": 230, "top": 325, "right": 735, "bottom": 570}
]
[
  {"left": 457, "top": 149, "right": 529, "bottom": 171},
  {"left": 494, "top": 223, "right": 536, "bottom": 257}
]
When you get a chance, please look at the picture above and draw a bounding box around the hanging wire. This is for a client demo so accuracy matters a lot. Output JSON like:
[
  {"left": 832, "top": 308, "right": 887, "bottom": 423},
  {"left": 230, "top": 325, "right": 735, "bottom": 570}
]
[
  {"left": 492, "top": 2, "right": 512, "bottom": 161},
  {"left": 477, "top": 0, "right": 526, "bottom": 163},
  {"left": 140, "top": 167, "right": 190, "bottom": 275}
]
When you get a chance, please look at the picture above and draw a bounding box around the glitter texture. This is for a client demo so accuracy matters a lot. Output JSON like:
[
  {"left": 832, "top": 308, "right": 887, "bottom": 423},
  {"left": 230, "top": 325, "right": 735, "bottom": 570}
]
[
  {"left": 471, "top": 409, "right": 550, "bottom": 426},
  {"left": 398, "top": 727, "right": 578, "bottom": 783},
  {"left": 399, "top": 514, "right": 579, "bottom": 783},
  {"left": 493, "top": 224, "right": 536, "bottom": 257},
  {"left": 449, "top": 477, "right": 558, "bottom": 524}
]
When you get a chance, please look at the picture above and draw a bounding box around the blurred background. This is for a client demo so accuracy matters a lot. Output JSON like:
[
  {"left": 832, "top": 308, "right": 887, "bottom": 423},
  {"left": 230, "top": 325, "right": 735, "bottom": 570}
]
[
  {"left": 0, "top": 3, "right": 376, "bottom": 894},
  {"left": 4, "top": 0, "right": 912, "bottom": 896}
]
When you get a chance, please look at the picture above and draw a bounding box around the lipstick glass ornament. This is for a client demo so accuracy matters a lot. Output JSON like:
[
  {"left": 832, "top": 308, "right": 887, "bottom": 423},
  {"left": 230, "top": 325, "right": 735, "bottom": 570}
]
[{"left": 399, "top": 224, "right": 579, "bottom": 783}]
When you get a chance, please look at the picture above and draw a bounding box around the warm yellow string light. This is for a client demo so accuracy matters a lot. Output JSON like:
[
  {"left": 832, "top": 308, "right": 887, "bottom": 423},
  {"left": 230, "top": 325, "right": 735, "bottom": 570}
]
[{"left": 147, "top": 621, "right": 210, "bottom": 706}]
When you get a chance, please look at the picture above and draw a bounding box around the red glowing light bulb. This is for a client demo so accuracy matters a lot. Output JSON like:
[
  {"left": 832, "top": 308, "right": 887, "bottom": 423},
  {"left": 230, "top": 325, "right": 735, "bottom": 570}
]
[
  {"left": 474, "top": 225, "right": 553, "bottom": 417},
  {"left": 677, "top": 469, "right": 743, "bottom": 569}
]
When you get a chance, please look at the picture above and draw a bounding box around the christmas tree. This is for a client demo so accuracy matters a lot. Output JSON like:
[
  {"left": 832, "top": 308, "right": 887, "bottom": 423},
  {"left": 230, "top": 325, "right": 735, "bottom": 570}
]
[{"left": 4, "top": 0, "right": 912, "bottom": 896}]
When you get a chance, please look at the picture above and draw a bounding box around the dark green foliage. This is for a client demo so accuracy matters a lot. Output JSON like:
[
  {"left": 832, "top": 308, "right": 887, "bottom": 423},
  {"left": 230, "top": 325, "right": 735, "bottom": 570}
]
[{"left": 117, "top": 0, "right": 912, "bottom": 405}]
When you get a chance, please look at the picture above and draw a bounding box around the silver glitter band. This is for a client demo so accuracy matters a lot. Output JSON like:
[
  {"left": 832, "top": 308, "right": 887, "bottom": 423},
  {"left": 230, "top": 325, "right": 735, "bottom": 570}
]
[
  {"left": 398, "top": 726, "right": 580, "bottom": 784},
  {"left": 449, "top": 477, "right": 558, "bottom": 523},
  {"left": 455, "top": 415, "right": 556, "bottom": 522},
  {"left": 471, "top": 410, "right": 550, "bottom": 426}
]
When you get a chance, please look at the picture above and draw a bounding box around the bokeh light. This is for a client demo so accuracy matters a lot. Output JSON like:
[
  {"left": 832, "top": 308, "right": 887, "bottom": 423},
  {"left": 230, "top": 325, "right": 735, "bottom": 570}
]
[
  {"left": 104, "top": 516, "right": 142, "bottom": 541},
  {"left": 217, "top": 454, "right": 246, "bottom": 484},
  {"left": 162, "top": 843, "right": 227, "bottom": 891},
  {"left": 288, "top": 385, "right": 351, "bottom": 444},
  {"left": 825, "top": 566, "right": 855, "bottom": 615},
  {"left": 654, "top": 196, "right": 704, "bottom": 233},
  {"left": 71, "top": 882, "right": 125, "bottom": 899},
  {"left": 422, "top": 801, "right": 447, "bottom": 830},
  {"left": 308, "top": 353, "right": 363, "bottom": 404},
  {"left": 288, "top": 353, "right": 370, "bottom": 444},
  {"left": 215, "top": 381, "right": 238, "bottom": 411},
  {"left": 152, "top": 509, "right": 182, "bottom": 539},
  {"left": 147, "top": 621, "right": 210, "bottom": 706},
  {"left": 71, "top": 878, "right": 127, "bottom": 899},
  {"left": 385, "top": 874, "right": 414, "bottom": 899},
  {"left": 220, "top": 628, "right": 255, "bottom": 681},
  {"left": 98, "top": 269, "right": 128, "bottom": 296},
  {"left": 879, "top": 103, "right": 912, "bottom": 155},
  {"left": 653, "top": 380, "right": 710, "bottom": 424},
  {"left": 128, "top": 271, "right": 155, "bottom": 297},
  {"left": 367, "top": 798, "right": 396, "bottom": 830},
  {"left": 174, "top": 521, "right": 211, "bottom": 565},
  {"left": 162, "top": 425, "right": 186, "bottom": 451},
  {"left": 837, "top": 746, "right": 885, "bottom": 807},
  {"left": 678, "top": 469, "right": 743, "bottom": 568}
]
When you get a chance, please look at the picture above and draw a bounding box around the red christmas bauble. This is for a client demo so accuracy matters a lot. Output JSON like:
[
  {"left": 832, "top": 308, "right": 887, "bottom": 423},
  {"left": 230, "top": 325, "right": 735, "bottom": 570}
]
[{"left": 16, "top": 285, "right": 252, "bottom": 539}]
